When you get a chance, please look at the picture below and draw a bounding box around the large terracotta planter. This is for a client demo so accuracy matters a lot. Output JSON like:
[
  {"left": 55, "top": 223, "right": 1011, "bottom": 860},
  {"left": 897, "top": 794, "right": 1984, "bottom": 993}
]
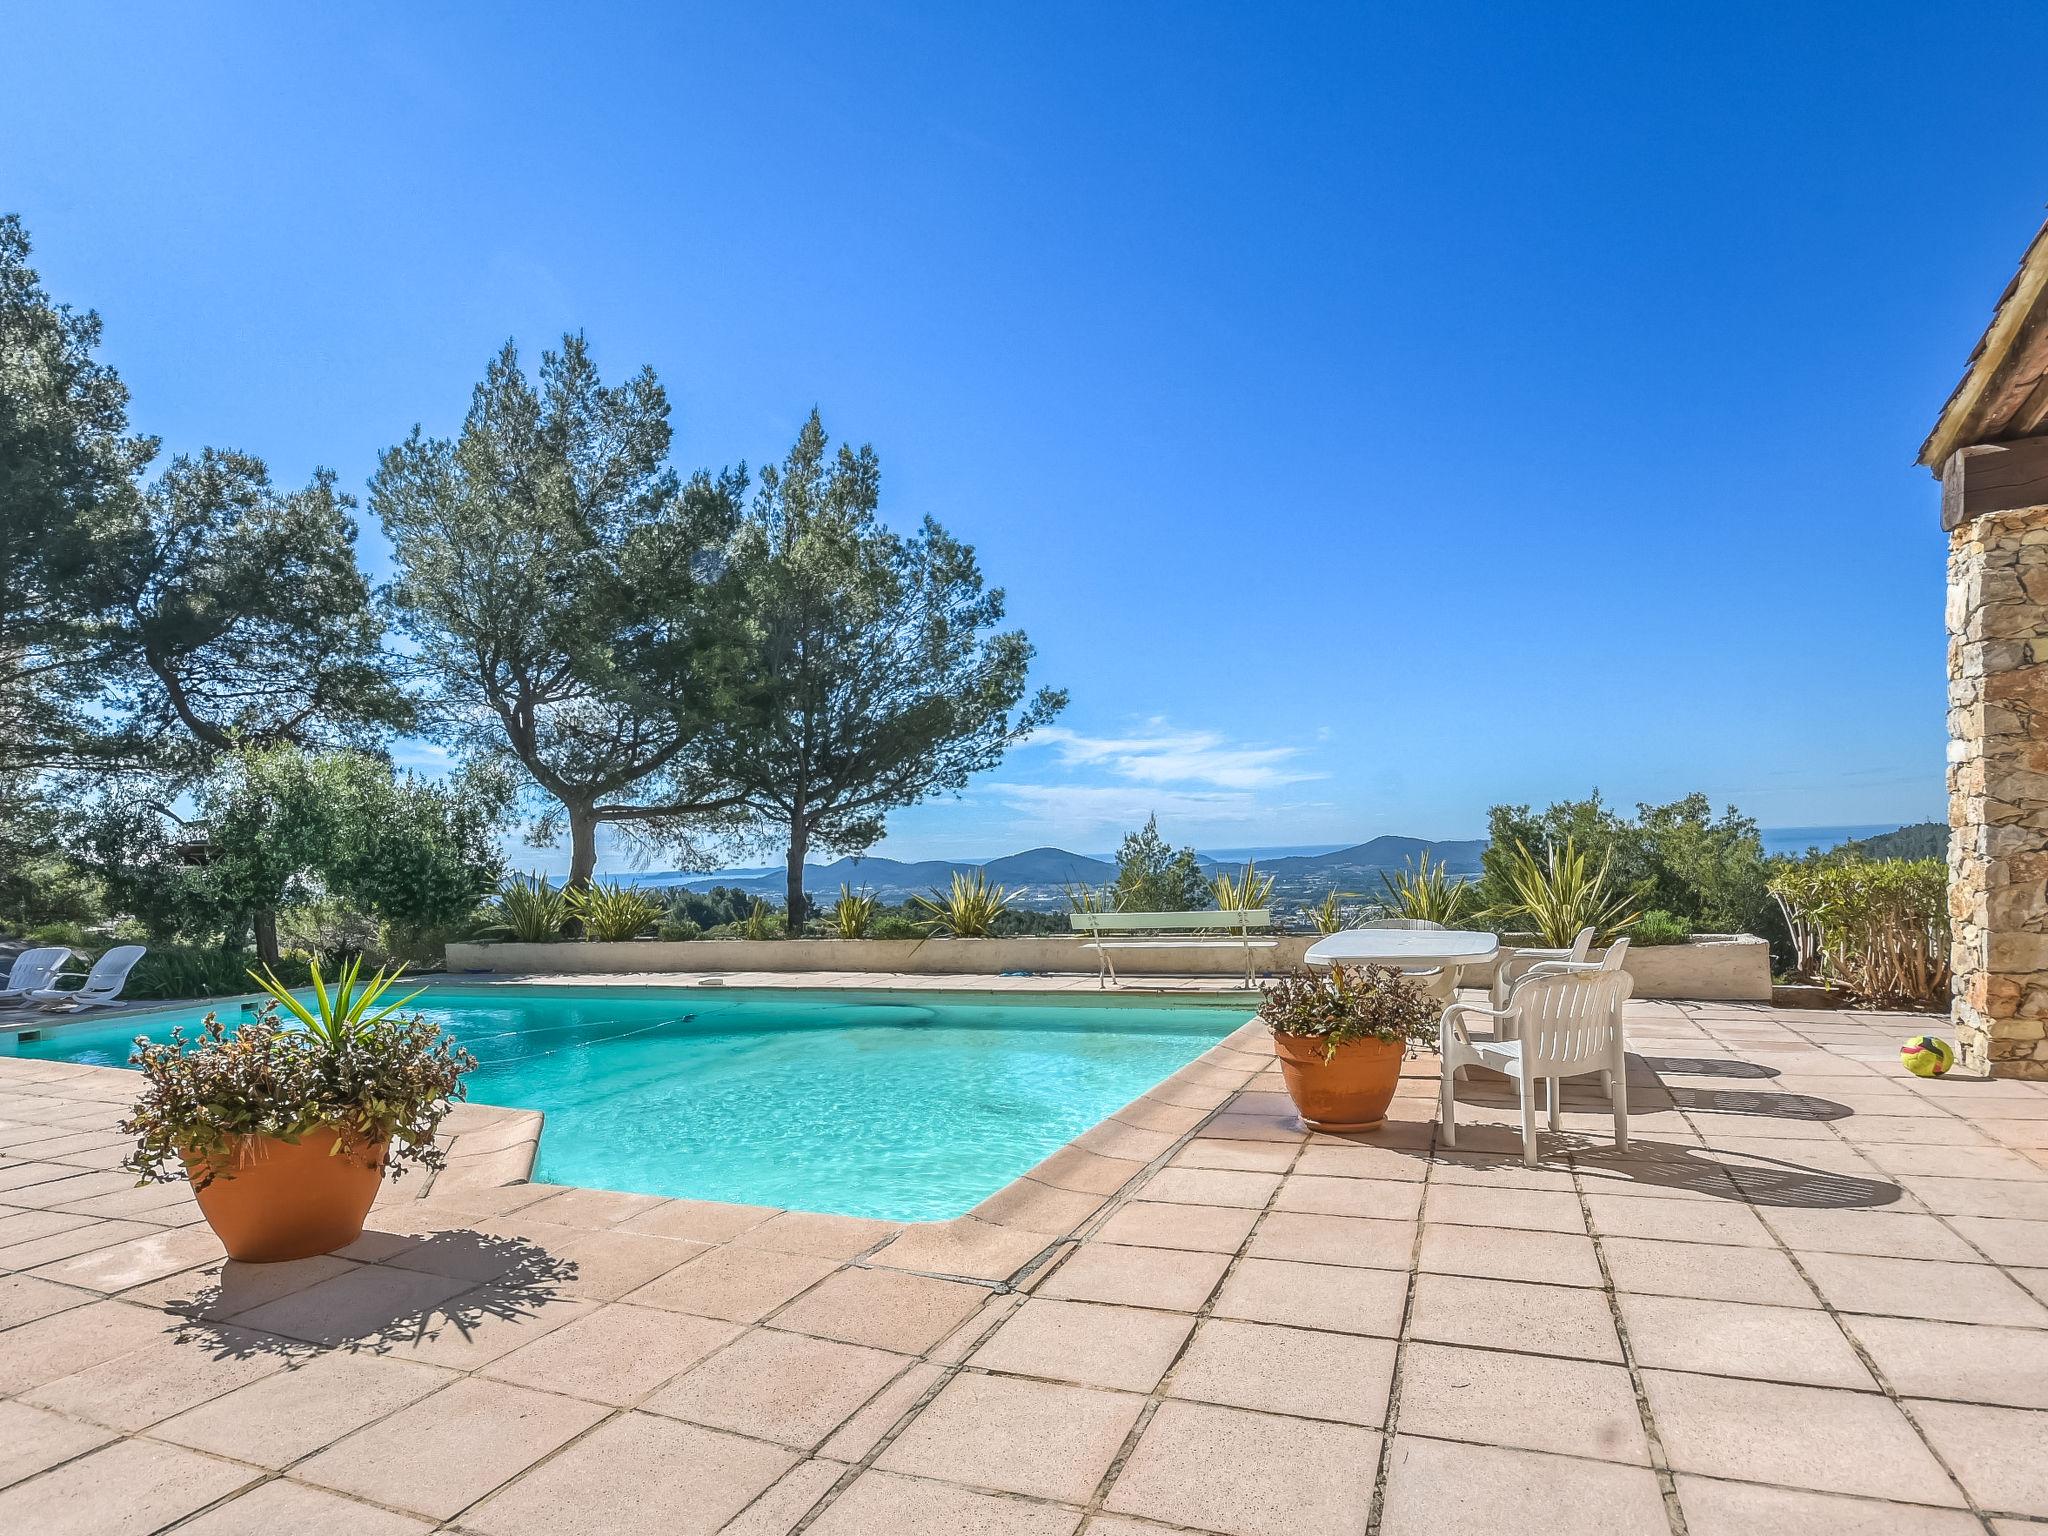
[
  {"left": 1271, "top": 1033, "right": 1406, "bottom": 1131},
  {"left": 185, "top": 1131, "right": 388, "bottom": 1262}
]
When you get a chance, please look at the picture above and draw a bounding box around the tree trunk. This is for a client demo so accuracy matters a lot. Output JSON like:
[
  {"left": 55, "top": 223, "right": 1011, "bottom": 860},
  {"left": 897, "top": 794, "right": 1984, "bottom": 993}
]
[
  {"left": 568, "top": 805, "right": 598, "bottom": 889},
  {"left": 785, "top": 821, "right": 809, "bottom": 935},
  {"left": 254, "top": 908, "right": 281, "bottom": 968}
]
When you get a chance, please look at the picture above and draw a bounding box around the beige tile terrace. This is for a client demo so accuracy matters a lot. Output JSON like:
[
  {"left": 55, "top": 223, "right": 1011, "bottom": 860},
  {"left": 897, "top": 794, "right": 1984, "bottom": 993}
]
[{"left": 4, "top": 992, "right": 2048, "bottom": 1530}]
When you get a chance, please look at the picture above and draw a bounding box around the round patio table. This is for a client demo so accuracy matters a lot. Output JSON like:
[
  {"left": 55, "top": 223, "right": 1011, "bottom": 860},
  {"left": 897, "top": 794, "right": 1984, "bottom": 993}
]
[{"left": 1303, "top": 928, "right": 1500, "bottom": 970}]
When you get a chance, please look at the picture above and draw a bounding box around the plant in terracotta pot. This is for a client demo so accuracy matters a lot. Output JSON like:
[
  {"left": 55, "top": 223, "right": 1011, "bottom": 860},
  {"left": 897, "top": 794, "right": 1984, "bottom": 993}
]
[
  {"left": 122, "top": 961, "right": 476, "bottom": 1262},
  {"left": 1263, "top": 964, "right": 1441, "bottom": 1132}
]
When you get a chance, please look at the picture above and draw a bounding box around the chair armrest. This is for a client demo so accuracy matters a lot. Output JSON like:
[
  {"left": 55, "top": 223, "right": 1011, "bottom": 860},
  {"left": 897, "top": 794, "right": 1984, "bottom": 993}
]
[{"left": 1440, "top": 1000, "right": 1512, "bottom": 1045}]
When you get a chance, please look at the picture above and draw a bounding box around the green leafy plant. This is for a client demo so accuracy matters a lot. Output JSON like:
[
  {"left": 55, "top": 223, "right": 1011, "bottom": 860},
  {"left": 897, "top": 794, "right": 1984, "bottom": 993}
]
[
  {"left": 740, "top": 898, "right": 781, "bottom": 941},
  {"left": 1211, "top": 860, "right": 1275, "bottom": 927},
  {"left": 564, "top": 880, "right": 664, "bottom": 942},
  {"left": 1485, "top": 838, "right": 1644, "bottom": 947},
  {"left": 1307, "top": 891, "right": 1366, "bottom": 935},
  {"left": 491, "top": 872, "right": 568, "bottom": 943},
  {"left": 658, "top": 919, "right": 702, "bottom": 941},
  {"left": 278, "top": 898, "right": 382, "bottom": 969},
  {"left": 128, "top": 946, "right": 311, "bottom": 1001},
  {"left": 123, "top": 960, "right": 475, "bottom": 1190},
  {"left": 1632, "top": 909, "right": 1694, "bottom": 946},
  {"left": 1379, "top": 852, "right": 1475, "bottom": 926},
  {"left": 872, "top": 914, "right": 924, "bottom": 939},
  {"left": 912, "top": 869, "right": 1013, "bottom": 937},
  {"left": 1260, "top": 964, "right": 1442, "bottom": 1061},
  {"left": 1064, "top": 882, "right": 1122, "bottom": 915},
  {"left": 1768, "top": 856, "right": 1948, "bottom": 1007},
  {"left": 829, "top": 884, "right": 879, "bottom": 938}
]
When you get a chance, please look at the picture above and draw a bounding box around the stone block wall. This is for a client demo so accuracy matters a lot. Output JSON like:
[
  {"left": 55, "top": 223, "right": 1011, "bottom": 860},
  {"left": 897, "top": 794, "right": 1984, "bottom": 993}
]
[{"left": 1949, "top": 504, "right": 2048, "bottom": 1076}]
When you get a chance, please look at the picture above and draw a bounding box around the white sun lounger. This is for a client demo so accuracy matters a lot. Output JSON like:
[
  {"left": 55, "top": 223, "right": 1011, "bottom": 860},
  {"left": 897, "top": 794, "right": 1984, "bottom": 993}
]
[
  {"left": 29, "top": 945, "right": 147, "bottom": 1012},
  {"left": 0, "top": 947, "right": 73, "bottom": 1001}
]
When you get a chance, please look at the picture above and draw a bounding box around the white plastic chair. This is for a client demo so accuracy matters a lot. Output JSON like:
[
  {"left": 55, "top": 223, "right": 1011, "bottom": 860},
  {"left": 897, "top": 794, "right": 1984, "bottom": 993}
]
[
  {"left": 0, "top": 947, "right": 73, "bottom": 1001},
  {"left": 29, "top": 945, "right": 146, "bottom": 1011},
  {"left": 1490, "top": 926, "right": 1595, "bottom": 1010},
  {"left": 1440, "top": 965, "right": 1633, "bottom": 1166},
  {"left": 1357, "top": 917, "right": 1457, "bottom": 1004}
]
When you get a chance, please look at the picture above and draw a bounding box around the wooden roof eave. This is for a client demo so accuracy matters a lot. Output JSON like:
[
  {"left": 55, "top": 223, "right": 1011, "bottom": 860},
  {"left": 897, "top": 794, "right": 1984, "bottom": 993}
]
[{"left": 1921, "top": 215, "right": 2048, "bottom": 476}]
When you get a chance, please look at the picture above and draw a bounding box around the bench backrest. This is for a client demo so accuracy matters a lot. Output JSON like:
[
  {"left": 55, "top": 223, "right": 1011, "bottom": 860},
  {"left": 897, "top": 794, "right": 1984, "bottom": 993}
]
[{"left": 1070, "top": 910, "right": 1271, "bottom": 934}]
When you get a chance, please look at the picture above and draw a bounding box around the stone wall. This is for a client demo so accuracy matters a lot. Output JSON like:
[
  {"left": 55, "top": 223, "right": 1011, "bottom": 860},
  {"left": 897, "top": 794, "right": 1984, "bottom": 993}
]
[
  {"left": 443, "top": 933, "right": 1775, "bottom": 1001},
  {"left": 1949, "top": 504, "right": 2048, "bottom": 1076}
]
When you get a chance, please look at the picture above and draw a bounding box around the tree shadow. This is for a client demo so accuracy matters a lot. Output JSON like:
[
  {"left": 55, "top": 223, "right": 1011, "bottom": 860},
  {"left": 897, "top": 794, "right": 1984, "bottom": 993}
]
[
  {"left": 1665, "top": 1086, "right": 1852, "bottom": 1121},
  {"left": 1573, "top": 1138, "right": 1903, "bottom": 1210},
  {"left": 164, "top": 1229, "right": 580, "bottom": 1361},
  {"left": 1641, "top": 1056, "right": 1782, "bottom": 1081}
]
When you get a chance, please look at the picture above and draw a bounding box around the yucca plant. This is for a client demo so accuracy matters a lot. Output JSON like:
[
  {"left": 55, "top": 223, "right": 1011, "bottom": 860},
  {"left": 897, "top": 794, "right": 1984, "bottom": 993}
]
[
  {"left": 1379, "top": 852, "right": 1476, "bottom": 927},
  {"left": 1485, "top": 838, "right": 1644, "bottom": 947},
  {"left": 564, "top": 880, "right": 664, "bottom": 942},
  {"left": 1064, "top": 882, "right": 1122, "bottom": 915},
  {"left": 740, "top": 897, "right": 780, "bottom": 941},
  {"left": 829, "top": 884, "right": 879, "bottom": 938},
  {"left": 1210, "top": 860, "right": 1276, "bottom": 929},
  {"left": 912, "top": 869, "right": 1013, "bottom": 937},
  {"left": 493, "top": 872, "right": 568, "bottom": 942},
  {"left": 1308, "top": 890, "right": 1369, "bottom": 935}
]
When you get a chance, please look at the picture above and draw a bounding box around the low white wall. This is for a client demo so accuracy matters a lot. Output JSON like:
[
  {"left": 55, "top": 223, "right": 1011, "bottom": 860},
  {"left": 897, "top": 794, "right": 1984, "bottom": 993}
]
[{"left": 445, "top": 932, "right": 1773, "bottom": 1001}]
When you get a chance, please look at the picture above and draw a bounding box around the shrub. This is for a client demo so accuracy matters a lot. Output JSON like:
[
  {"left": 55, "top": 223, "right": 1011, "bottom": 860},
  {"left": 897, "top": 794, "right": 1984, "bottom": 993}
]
[
  {"left": 872, "top": 914, "right": 924, "bottom": 940},
  {"left": 739, "top": 898, "right": 782, "bottom": 941},
  {"left": 278, "top": 899, "right": 382, "bottom": 968},
  {"left": 1260, "top": 965, "right": 1442, "bottom": 1061},
  {"left": 1210, "top": 860, "right": 1275, "bottom": 917},
  {"left": 1484, "top": 838, "right": 1645, "bottom": 947},
  {"left": 1379, "top": 852, "right": 1476, "bottom": 926},
  {"left": 1306, "top": 891, "right": 1371, "bottom": 935},
  {"left": 1768, "top": 857, "right": 1948, "bottom": 1008},
  {"left": 123, "top": 961, "right": 475, "bottom": 1190},
  {"left": 657, "top": 919, "right": 702, "bottom": 941},
  {"left": 912, "top": 870, "right": 1013, "bottom": 937},
  {"left": 1633, "top": 909, "right": 1694, "bottom": 946},
  {"left": 828, "top": 885, "right": 878, "bottom": 938},
  {"left": 490, "top": 873, "right": 567, "bottom": 942},
  {"left": 127, "top": 946, "right": 311, "bottom": 1001},
  {"left": 564, "top": 881, "right": 664, "bottom": 942}
]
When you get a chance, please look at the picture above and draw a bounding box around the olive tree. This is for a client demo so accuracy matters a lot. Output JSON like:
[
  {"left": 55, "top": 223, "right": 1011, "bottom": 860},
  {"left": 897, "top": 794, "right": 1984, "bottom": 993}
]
[
  {"left": 695, "top": 412, "right": 1064, "bottom": 923},
  {"left": 373, "top": 336, "right": 747, "bottom": 886}
]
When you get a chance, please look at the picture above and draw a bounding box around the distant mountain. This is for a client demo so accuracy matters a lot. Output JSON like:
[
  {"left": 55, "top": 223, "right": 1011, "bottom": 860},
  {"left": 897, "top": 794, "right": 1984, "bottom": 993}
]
[{"left": 628, "top": 836, "right": 1481, "bottom": 909}]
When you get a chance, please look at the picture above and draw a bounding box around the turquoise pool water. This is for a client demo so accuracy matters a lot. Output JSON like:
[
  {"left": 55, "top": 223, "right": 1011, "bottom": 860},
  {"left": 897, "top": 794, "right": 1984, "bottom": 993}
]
[{"left": 0, "top": 986, "right": 1251, "bottom": 1221}]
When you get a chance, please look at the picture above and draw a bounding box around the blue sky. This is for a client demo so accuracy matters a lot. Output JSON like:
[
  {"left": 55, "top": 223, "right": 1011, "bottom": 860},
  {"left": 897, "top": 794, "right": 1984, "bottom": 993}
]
[{"left": 5, "top": 3, "right": 2039, "bottom": 872}]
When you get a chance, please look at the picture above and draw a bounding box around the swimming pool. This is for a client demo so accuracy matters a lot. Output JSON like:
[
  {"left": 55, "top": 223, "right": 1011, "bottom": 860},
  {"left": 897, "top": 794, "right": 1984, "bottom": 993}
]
[{"left": 0, "top": 985, "right": 1253, "bottom": 1221}]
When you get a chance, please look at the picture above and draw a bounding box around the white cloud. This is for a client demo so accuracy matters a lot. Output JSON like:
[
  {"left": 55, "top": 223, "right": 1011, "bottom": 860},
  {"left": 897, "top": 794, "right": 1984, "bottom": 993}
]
[{"left": 1028, "top": 720, "right": 1322, "bottom": 791}]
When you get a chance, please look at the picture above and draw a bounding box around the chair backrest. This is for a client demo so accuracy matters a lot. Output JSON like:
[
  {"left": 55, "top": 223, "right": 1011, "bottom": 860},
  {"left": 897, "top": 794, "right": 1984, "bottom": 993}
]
[
  {"left": 81, "top": 945, "right": 146, "bottom": 992},
  {"left": 1510, "top": 968, "right": 1632, "bottom": 1072},
  {"left": 1357, "top": 918, "right": 1443, "bottom": 930},
  {"left": 6, "top": 946, "right": 70, "bottom": 990},
  {"left": 1596, "top": 937, "right": 1630, "bottom": 971}
]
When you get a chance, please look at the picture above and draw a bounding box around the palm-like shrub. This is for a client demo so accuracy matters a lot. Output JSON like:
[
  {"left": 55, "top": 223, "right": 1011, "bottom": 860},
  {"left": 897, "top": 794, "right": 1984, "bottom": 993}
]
[
  {"left": 1768, "top": 857, "right": 1948, "bottom": 1007},
  {"left": 913, "top": 869, "right": 1013, "bottom": 937},
  {"left": 829, "top": 884, "right": 879, "bottom": 938},
  {"left": 1485, "top": 838, "right": 1643, "bottom": 947},
  {"left": 1064, "top": 882, "right": 1121, "bottom": 915},
  {"left": 1211, "top": 860, "right": 1275, "bottom": 918},
  {"left": 493, "top": 873, "right": 568, "bottom": 942},
  {"left": 565, "top": 881, "right": 664, "bottom": 942},
  {"left": 1307, "top": 890, "right": 1371, "bottom": 935},
  {"left": 1379, "top": 852, "right": 1476, "bottom": 926},
  {"left": 740, "top": 897, "right": 780, "bottom": 940}
]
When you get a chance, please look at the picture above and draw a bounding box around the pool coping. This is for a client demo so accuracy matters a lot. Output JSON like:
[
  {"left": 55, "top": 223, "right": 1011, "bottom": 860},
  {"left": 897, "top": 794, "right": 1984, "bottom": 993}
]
[{"left": 4, "top": 981, "right": 1277, "bottom": 1289}]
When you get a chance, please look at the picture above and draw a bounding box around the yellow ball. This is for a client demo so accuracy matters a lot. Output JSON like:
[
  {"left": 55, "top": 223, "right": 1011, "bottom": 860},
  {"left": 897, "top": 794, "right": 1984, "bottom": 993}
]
[{"left": 1900, "top": 1036, "right": 1955, "bottom": 1077}]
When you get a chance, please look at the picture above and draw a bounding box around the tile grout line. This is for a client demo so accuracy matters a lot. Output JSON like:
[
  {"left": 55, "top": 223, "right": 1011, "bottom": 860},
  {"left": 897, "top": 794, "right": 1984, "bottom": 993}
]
[
  {"left": 1689, "top": 1013, "right": 1999, "bottom": 1534},
  {"left": 1358, "top": 1099, "right": 1437, "bottom": 1536}
]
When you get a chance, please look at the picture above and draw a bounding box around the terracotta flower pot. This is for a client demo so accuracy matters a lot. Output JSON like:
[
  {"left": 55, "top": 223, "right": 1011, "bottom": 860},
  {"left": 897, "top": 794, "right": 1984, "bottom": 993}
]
[
  {"left": 1271, "top": 1033, "right": 1406, "bottom": 1131},
  {"left": 184, "top": 1131, "right": 388, "bottom": 1263}
]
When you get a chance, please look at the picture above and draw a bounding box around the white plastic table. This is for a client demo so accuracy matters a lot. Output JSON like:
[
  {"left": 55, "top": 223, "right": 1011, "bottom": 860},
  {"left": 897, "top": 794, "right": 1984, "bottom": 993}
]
[{"left": 1303, "top": 929, "right": 1500, "bottom": 970}]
